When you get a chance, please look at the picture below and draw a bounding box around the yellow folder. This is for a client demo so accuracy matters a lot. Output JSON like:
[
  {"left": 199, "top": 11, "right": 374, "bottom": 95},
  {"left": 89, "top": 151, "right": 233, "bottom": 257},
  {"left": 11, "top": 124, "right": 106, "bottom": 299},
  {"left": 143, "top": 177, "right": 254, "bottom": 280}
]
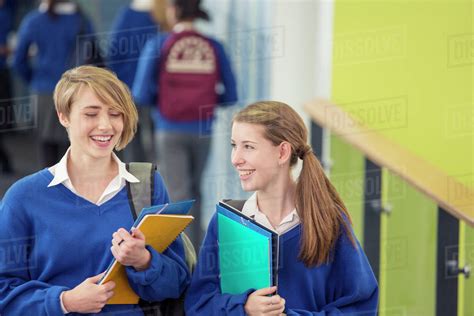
[{"left": 100, "top": 214, "right": 194, "bottom": 304}]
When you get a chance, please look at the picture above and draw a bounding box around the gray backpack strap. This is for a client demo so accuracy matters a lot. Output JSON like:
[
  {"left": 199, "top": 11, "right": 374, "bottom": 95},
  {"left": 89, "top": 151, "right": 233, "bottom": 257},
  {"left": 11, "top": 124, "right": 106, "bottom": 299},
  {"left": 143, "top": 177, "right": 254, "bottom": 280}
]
[
  {"left": 126, "top": 162, "right": 155, "bottom": 220},
  {"left": 180, "top": 233, "right": 197, "bottom": 274},
  {"left": 126, "top": 162, "right": 195, "bottom": 316},
  {"left": 222, "top": 199, "right": 246, "bottom": 212}
]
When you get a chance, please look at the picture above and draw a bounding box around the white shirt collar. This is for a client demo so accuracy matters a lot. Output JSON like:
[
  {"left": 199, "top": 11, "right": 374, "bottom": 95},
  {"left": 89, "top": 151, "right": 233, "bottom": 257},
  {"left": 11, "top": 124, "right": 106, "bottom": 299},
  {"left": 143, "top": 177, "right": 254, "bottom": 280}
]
[
  {"left": 48, "top": 147, "right": 140, "bottom": 188},
  {"left": 130, "top": 0, "right": 153, "bottom": 12},
  {"left": 39, "top": 2, "right": 78, "bottom": 14},
  {"left": 48, "top": 148, "right": 139, "bottom": 190},
  {"left": 242, "top": 192, "right": 300, "bottom": 235},
  {"left": 173, "top": 22, "right": 195, "bottom": 33}
]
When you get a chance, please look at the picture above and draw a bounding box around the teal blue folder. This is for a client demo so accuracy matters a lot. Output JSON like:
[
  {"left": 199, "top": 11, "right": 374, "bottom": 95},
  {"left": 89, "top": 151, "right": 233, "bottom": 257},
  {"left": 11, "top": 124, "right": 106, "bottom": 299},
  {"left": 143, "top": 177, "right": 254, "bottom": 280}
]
[{"left": 217, "top": 201, "right": 278, "bottom": 294}]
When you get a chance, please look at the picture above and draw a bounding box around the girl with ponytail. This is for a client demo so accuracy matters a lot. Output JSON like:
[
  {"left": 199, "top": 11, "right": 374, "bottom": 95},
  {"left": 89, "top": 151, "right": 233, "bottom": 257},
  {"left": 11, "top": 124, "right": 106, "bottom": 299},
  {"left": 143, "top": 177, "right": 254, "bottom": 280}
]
[{"left": 186, "top": 101, "right": 378, "bottom": 315}]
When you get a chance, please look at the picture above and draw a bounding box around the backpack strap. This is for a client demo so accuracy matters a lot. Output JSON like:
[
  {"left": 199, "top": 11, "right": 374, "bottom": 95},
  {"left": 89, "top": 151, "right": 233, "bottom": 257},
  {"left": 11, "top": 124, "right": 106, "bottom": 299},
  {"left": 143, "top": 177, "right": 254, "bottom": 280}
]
[
  {"left": 126, "top": 162, "right": 195, "bottom": 316},
  {"left": 222, "top": 199, "right": 246, "bottom": 212},
  {"left": 126, "top": 162, "right": 155, "bottom": 220},
  {"left": 180, "top": 233, "right": 197, "bottom": 274}
]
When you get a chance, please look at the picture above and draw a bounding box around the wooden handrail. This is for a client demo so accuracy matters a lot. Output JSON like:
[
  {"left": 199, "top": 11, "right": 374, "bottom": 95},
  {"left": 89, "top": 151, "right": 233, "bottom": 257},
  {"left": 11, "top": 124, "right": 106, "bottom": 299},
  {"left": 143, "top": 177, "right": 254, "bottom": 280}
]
[{"left": 304, "top": 99, "right": 474, "bottom": 226}]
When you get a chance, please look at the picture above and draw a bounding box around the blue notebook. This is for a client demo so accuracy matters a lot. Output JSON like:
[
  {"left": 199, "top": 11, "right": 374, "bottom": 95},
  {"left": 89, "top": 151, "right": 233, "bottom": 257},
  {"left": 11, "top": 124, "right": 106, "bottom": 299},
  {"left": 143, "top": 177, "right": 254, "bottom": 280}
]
[
  {"left": 217, "top": 201, "right": 279, "bottom": 294},
  {"left": 134, "top": 199, "right": 194, "bottom": 226}
]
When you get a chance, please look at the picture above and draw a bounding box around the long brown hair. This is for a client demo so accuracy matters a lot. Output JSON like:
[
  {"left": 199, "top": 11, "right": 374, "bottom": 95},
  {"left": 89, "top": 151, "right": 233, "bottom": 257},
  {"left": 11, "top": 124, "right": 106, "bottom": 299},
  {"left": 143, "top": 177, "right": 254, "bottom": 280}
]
[
  {"left": 151, "top": 0, "right": 171, "bottom": 31},
  {"left": 233, "top": 101, "right": 356, "bottom": 267}
]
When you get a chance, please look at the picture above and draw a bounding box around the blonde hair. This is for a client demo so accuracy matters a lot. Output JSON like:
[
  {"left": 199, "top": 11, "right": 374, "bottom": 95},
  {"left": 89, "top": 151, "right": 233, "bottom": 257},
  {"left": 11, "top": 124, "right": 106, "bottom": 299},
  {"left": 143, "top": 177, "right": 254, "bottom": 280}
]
[
  {"left": 53, "top": 65, "right": 138, "bottom": 150},
  {"left": 233, "top": 101, "right": 356, "bottom": 267},
  {"left": 151, "top": 0, "right": 171, "bottom": 31}
]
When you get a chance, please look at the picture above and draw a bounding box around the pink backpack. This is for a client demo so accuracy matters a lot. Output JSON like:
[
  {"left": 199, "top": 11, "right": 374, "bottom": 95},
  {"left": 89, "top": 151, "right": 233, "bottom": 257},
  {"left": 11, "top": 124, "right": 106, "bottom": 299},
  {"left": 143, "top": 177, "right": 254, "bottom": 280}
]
[{"left": 158, "top": 30, "right": 220, "bottom": 121}]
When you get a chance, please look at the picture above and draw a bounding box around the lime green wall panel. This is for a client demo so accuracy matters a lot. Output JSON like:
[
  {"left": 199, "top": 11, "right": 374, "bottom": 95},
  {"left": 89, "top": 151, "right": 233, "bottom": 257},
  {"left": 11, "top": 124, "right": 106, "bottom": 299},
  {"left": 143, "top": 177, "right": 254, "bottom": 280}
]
[
  {"left": 459, "top": 222, "right": 474, "bottom": 316},
  {"left": 330, "top": 136, "right": 365, "bottom": 243},
  {"left": 333, "top": 0, "right": 473, "bottom": 188},
  {"left": 379, "top": 171, "right": 437, "bottom": 316}
]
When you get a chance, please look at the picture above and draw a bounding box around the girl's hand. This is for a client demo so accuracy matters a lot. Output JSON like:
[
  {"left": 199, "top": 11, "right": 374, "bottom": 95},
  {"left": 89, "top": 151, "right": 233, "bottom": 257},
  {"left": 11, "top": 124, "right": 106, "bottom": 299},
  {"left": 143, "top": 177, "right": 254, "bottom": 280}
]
[
  {"left": 244, "top": 286, "right": 286, "bottom": 316},
  {"left": 62, "top": 272, "right": 115, "bottom": 313},
  {"left": 111, "top": 228, "right": 151, "bottom": 271}
]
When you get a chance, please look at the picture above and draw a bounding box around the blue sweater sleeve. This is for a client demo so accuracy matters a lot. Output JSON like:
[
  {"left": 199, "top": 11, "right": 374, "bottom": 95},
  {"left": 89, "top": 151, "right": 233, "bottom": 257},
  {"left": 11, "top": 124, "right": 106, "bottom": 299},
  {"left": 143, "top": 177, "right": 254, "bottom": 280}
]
[
  {"left": 13, "top": 12, "right": 35, "bottom": 84},
  {"left": 0, "top": 189, "right": 68, "bottom": 315},
  {"left": 132, "top": 35, "right": 162, "bottom": 106},
  {"left": 185, "top": 214, "right": 251, "bottom": 316},
  {"left": 125, "top": 171, "right": 191, "bottom": 301},
  {"left": 211, "top": 39, "right": 238, "bottom": 106},
  {"left": 287, "top": 230, "right": 378, "bottom": 316}
]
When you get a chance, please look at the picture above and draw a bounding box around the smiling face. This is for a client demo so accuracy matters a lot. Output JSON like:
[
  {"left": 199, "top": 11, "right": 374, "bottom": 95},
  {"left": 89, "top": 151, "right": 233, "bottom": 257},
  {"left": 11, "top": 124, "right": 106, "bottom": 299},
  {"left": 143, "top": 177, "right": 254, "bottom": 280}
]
[
  {"left": 58, "top": 85, "right": 124, "bottom": 161},
  {"left": 231, "top": 122, "right": 285, "bottom": 192}
]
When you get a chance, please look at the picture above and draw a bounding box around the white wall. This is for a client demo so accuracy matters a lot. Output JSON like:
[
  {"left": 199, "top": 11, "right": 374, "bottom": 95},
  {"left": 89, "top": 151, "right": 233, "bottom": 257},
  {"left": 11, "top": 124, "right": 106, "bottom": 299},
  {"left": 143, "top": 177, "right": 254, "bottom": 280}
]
[{"left": 268, "top": 0, "right": 334, "bottom": 173}]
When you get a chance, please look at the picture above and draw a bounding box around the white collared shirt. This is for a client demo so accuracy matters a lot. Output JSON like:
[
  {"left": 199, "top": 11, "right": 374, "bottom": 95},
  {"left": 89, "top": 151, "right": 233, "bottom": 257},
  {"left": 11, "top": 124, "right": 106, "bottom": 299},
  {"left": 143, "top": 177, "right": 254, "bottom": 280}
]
[
  {"left": 173, "top": 22, "right": 195, "bottom": 33},
  {"left": 130, "top": 0, "right": 153, "bottom": 11},
  {"left": 242, "top": 192, "right": 300, "bottom": 235},
  {"left": 38, "top": 2, "right": 78, "bottom": 14},
  {"left": 48, "top": 148, "right": 139, "bottom": 206}
]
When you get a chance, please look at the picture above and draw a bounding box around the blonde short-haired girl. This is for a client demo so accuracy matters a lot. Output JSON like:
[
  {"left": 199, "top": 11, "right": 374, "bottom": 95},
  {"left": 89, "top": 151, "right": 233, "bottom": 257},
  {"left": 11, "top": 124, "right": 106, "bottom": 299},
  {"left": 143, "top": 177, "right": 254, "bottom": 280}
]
[{"left": 0, "top": 66, "right": 190, "bottom": 315}]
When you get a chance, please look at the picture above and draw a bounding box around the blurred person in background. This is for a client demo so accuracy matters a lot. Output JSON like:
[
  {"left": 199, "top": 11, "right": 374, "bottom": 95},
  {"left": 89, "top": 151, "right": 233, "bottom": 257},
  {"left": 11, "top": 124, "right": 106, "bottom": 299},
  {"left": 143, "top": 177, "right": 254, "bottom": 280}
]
[
  {"left": 13, "top": 0, "right": 98, "bottom": 167},
  {"left": 133, "top": 0, "right": 237, "bottom": 247},
  {"left": 0, "top": 0, "right": 15, "bottom": 174},
  {"left": 108, "top": 0, "right": 169, "bottom": 163}
]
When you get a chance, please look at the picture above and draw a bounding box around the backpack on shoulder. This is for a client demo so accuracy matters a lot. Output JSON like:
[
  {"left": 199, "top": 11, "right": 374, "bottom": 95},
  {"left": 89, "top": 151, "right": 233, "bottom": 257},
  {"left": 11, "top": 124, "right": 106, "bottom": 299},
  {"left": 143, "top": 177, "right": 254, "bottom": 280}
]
[
  {"left": 126, "top": 162, "right": 197, "bottom": 316},
  {"left": 158, "top": 30, "right": 220, "bottom": 122}
]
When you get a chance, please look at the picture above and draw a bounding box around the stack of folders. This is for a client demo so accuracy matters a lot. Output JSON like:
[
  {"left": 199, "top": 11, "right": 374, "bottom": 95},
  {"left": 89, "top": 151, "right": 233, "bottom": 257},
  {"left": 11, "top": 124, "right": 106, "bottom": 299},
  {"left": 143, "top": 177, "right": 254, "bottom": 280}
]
[
  {"left": 217, "top": 201, "right": 279, "bottom": 294},
  {"left": 99, "top": 200, "right": 195, "bottom": 304}
]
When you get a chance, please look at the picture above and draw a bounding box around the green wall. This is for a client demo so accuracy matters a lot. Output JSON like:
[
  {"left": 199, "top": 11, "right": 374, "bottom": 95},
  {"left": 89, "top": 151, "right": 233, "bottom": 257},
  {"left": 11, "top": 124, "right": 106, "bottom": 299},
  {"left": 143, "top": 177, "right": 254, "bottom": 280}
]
[
  {"left": 459, "top": 222, "right": 474, "bottom": 316},
  {"left": 332, "top": 0, "right": 473, "bottom": 188},
  {"left": 379, "top": 170, "right": 437, "bottom": 316},
  {"left": 331, "top": 0, "right": 473, "bottom": 314},
  {"left": 330, "top": 136, "right": 365, "bottom": 243}
]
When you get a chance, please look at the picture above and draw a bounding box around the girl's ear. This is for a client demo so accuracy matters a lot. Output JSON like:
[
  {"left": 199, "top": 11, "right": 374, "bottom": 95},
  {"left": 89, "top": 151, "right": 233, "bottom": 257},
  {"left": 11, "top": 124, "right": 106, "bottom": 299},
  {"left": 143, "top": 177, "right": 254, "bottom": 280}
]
[
  {"left": 58, "top": 111, "right": 69, "bottom": 128},
  {"left": 278, "top": 141, "right": 292, "bottom": 165}
]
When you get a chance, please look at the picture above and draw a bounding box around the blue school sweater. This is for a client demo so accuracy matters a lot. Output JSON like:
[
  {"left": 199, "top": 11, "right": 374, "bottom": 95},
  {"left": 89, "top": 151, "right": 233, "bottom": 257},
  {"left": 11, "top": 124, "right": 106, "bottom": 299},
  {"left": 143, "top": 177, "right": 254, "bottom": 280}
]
[
  {"left": 185, "top": 213, "right": 378, "bottom": 315},
  {"left": 132, "top": 33, "right": 237, "bottom": 135},
  {"left": 0, "top": 169, "right": 190, "bottom": 315},
  {"left": 13, "top": 10, "right": 94, "bottom": 93},
  {"left": 107, "top": 6, "right": 158, "bottom": 88}
]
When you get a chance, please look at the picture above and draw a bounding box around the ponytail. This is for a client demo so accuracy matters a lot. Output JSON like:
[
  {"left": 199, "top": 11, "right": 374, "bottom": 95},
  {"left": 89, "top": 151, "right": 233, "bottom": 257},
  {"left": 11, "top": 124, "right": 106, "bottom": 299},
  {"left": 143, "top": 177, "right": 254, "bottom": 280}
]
[{"left": 296, "top": 148, "right": 355, "bottom": 267}]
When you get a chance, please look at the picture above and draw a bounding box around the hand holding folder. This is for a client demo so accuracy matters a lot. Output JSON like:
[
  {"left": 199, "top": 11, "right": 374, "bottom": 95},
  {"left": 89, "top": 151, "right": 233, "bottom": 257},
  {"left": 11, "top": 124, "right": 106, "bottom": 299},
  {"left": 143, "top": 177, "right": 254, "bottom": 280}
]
[
  {"left": 217, "top": 201, "right": 279, "bottom": 295},
  {"left": 100, "top": 200, "right": 194, "bottom": 305}
]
